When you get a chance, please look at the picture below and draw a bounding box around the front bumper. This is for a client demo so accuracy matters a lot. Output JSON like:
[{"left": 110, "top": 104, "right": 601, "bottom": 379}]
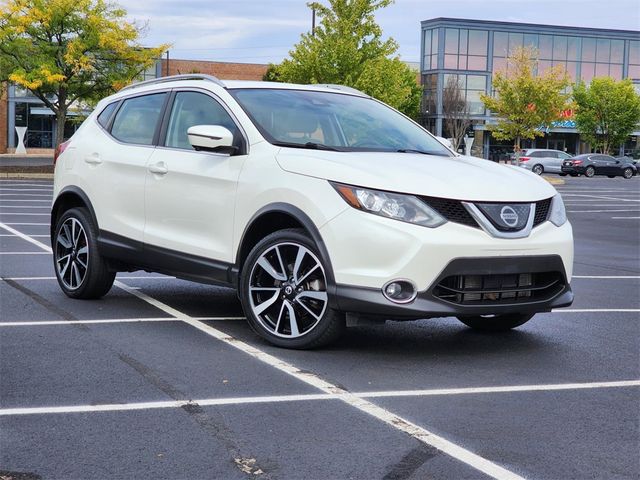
[{"left": 333, "top": 255, "right": 573, "bottom": 319}]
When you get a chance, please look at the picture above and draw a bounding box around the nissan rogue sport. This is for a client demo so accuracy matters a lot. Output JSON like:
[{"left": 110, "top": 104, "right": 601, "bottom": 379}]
[{"left": 51, "top": 74, "right": 574, "bottom": 349}]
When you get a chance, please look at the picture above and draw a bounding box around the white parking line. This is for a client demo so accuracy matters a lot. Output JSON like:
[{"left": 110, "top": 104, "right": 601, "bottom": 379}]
[
  {"left": 1, "top": 380, "right": 637, "bottom": 417},
  {"left": 3, "top": 222, "right": 49, "bottom": 226},
  {"left": 0, "top": 234, "right": 49, "bottom": 237},
  {"left": 573, "top": 275, "right": 640, "bottom": 279},
  {"left": 0, "top": 221, "right": 524, "bottom": 480},
  {"left": 0, "top": 188, "right": 53, "bottom": 192},
  {"left": 0, "top": 317, "right": 245, "bottom": 327},
  {"left": 611, "top": 217, "right": 640, "bottom": 219},
  {"left": 554, "top": 309, "right": 640, "bottom": 313},
  {"left": 0, "top": 213, "right": 50, "bottom": 216},
  {"left": 0, "top": 194, "right": 52, "bottom": 197},
  {"left": 0, "top": 199, "right": 50, "bottom": 202},
  {"left": 0, "top": 206, "right": 50, "bottom": 209},
  {"left": 567, "top": 209, "right": 640, "bottom": 213},
  {"left": 0, "top": 251, "right": 50, "bottom": 255},
  {"left": 562, "top": 194, "right": 640, "bottom": 203}
]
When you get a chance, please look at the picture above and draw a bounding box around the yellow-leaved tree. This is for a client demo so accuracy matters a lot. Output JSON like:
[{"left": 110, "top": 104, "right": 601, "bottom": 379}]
[{"left": 0, "top": 0, "right": 167, "bottom": 147}]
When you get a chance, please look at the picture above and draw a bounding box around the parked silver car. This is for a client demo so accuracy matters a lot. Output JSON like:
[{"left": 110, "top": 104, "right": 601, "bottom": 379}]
[{"left": 518, "top": 149, "right": 573, "bottom": 175}]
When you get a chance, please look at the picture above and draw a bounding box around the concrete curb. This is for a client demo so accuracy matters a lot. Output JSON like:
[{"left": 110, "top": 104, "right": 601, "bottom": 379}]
[{"left": 0, "top": 173, "right": 54, "bottom": 179}]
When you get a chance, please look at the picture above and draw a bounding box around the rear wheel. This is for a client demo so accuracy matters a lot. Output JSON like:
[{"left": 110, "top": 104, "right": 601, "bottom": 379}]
[
  {"left": 457, "top": 313, "right": 534, "bottom": 332},
  {"left": 623, "top": 168, "right": 634, "bottom": 179},
  {"left": 532, "top": 164, "right": 544, "bottom": 175},
  {"left": 585, "top": 166, "right": 595, "bottom": 177},
  {"left": 53, "top": 207, "right": 115, "bottom": 299},
  {"left": 239, "top": 229, "right": 345, "bottom": 349}
]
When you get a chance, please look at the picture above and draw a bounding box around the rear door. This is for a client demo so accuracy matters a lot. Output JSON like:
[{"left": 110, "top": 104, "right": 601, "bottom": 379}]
[
  {"left": 143, "top": 89, "right": 248, "bottom": 268},
  {"left": 90, "top": 92, "right": 168, "bottom": 243}
]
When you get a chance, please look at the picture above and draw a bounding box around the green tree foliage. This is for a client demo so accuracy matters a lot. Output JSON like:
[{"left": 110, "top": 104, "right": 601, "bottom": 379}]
[
  {"left": 268, "top": 0, "right": 421, "bottom": 118},
  {"left": 0, "top": 0, "right": 167, "bottom": 147},
  {"left": 481, "top": 46, "right": 571, "bottom": 152},
  {"left": 573, "top": 77, "right": 640, "bottom": 154}
]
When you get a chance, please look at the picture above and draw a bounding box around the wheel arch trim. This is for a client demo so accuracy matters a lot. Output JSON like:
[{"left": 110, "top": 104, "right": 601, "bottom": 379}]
[
  {"left": 51, "top": 186, "right": 99, "bottom": 242},
  {"left": 234, "top": 203, "right": 336, "bottom": 292}
]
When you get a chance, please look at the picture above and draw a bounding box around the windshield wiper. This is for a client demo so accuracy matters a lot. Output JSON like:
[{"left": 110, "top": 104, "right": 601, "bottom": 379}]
[
  {"left": 272, "top": 141, "right": 342, "bottom": 151},
  {"left": 396, "top": 149, "right": 451, "bottom": 157}
]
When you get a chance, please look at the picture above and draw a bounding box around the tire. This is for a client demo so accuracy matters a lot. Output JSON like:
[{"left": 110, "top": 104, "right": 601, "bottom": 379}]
[
  {"left": 623, "top": 168, "right": 633, "bottom": 179},
  {"left": 53, "top": 207, "right": 115, "bottom": 299},
  {"left": 559, "top": 173, "right": 567, "bottom": 177},
  {"left": 608, "top": 175, "right": 616, "bottom": 178},
  {"left": 585, "top": 166, "right": 595, "bottom": 177},
  {"left": 570, "top": 173, "right": 578, "bottom": 177},
  {"left": 457, "top": 313, "right": 534, "bottom": 332},
  {"left": 532, "top": 164, "right": 544, "bottom": 175},
  {"left": 239, "top": 228, "right": 345, "bottom": 349}
]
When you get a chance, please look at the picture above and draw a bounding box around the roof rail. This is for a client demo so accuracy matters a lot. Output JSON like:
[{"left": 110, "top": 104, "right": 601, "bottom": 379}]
[
  {"left": 119, "top": 74, "right": 226, "bottom": 92},
  {"left": 319, "top": 84, "right": 368, "bottom": 96}
]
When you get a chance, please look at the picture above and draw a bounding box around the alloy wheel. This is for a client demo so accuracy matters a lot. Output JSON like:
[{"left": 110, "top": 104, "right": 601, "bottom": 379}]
[
  {"left": 248, "top": 242, "right": 328, "bottom": 338},
  {"left": 55, "top": 217, "right": 89, "bottom": 290},
  {"left": 623, "top": 168, "right": 633, "bottom": 179}
]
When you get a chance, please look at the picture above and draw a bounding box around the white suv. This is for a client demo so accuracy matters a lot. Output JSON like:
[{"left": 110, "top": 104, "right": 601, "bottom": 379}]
[{"left": 52, "top": 74, "right": 574, "bottom": 348}]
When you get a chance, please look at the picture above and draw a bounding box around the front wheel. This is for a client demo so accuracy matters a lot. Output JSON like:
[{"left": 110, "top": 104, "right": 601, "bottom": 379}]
[
  {"left": 623, "top": 168, "right": 634, "bottom": 179},
  {"left": 239, "top": 229, "right": 345, "bottom": 349},
  {"left": 585, "top": 166, "right": 595, "bottom": 177},
  {"left": 457, "top": 313, "right": 534, "bottom": 332},
  {"left": 53, "top": 207, "right": 115, "bottom": 299},
  {"left": 532, "top": 164, "right": 544, "bottom": 175}
]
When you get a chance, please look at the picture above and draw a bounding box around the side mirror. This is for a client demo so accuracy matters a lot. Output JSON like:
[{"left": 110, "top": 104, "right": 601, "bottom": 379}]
[{"left": 187, "top": 125, "right": 236, "bottom": 154}]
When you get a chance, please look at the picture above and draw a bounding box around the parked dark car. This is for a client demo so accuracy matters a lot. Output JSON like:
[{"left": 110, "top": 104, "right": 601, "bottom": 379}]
[{"left": 561, "top": 154, "right": 637, "bottom": 179}]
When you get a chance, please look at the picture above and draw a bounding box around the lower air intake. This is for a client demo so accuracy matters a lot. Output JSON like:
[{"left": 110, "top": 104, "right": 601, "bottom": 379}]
[{"left": 432, "top": 271, "right": 564, "bottom": 305}]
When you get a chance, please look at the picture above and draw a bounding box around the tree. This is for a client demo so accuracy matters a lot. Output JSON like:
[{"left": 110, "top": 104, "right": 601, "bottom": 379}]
[
  {"left": 442, "top": 75, "right": 471, "bottom": 152},
  {"left": 481, "top": 46, "right": 571, "bottom": 157},
  {"left": 573, "top": 78, "right": 640, "bottom": 155},
  {"left": 268, "top": 0, "right": 421, "bottom": 118},
  {"left": 0, "top": 0, "right": 167, "bottom": 148}
]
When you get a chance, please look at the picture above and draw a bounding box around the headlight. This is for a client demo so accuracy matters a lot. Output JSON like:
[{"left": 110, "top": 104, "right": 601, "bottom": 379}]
[
  {"left": 549, "top": 194, "right": 567, "bottom": 226},
  {"left": 331, "top": 182, "right": 446, "bottom": 228}
]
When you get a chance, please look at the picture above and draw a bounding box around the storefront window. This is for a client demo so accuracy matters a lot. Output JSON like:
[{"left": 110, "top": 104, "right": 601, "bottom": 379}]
[{"left": 13, "top": 102, "right": 55, "bottom": 148}]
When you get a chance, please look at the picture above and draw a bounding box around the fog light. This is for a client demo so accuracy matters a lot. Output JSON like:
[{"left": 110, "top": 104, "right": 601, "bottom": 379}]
[{"left": 382, "top": 280, "right": 417, "bottom": 304}]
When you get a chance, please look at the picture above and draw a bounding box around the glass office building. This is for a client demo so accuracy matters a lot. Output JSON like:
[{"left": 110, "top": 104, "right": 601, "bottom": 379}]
[{"left": 420, "top": 18, "right": 640, "bottom": 159}]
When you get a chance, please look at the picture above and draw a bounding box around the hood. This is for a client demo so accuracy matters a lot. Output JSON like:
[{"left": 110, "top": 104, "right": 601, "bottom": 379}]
[{"left": 276, "top": 150, "right": 557, "bottom": 202}]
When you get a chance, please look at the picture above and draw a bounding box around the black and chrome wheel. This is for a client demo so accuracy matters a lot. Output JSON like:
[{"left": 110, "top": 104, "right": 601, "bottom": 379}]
[
  {"left": 457, "top": 313, "right": 534, "bottom": 332},
  {"left": 623, "top": 168, "right": 633, "bottom": 179},
  {"left": 53, "top": 208, "right": 115, "bottom": 299},
  {"left": 240, "top": 229, "right": 344, "bottom": 349},
  {"left": 532, "top": 164, "right": 543, "bottom": 175},
  {"left": 585, "top": 166, "right": 595, "bottom": 177}
]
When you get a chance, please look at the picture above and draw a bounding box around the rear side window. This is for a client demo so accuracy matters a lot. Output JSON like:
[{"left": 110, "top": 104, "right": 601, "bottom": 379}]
[
  {"left": 165, "top": 91, "right": 238, "bottom": 150},
  {"left": 110, "top": 93, "right": 167, "bottom": 145},
  {"left": 97, "top": 102, "right": 118, "bottom": 128}
]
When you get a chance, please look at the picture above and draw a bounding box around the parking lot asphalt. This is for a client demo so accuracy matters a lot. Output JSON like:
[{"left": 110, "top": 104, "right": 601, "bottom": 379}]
[{"left": 0, "top": 175, "right": 638, "bottom": 480}]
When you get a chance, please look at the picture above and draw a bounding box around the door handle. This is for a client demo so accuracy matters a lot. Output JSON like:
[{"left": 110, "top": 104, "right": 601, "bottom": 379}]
[
  {"left": 84, "top": 154, "right": 102, "bottom": 165},
  {"left": 148, "top": 162, "right": 168, "bottom": 175}
]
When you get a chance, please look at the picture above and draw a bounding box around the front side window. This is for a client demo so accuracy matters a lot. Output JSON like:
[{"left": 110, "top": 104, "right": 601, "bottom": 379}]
[
  {"left": 230, "top": 88, "right": 452, "bottom": 156},
  {"left": 111, "top": 93, "right": 167, "bottom": 145},
  {"left": 165, "top": 91, "right": 239, "bottom": 150}
]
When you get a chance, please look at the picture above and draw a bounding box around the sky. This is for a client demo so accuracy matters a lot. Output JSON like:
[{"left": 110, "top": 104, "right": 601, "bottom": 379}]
[{"left": 120, "top": 0, "right": 640, "bottom": 65}]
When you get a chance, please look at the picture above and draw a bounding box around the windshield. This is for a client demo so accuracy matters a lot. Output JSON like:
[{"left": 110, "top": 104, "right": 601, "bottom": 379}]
[{"left": 229, "top": 88, "right": 452, "bottom": 156}]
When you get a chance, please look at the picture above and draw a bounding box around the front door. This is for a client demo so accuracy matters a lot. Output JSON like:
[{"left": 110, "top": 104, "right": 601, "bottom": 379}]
[{"left": 143, "top": 90, "right": 246, "bottom": 266}]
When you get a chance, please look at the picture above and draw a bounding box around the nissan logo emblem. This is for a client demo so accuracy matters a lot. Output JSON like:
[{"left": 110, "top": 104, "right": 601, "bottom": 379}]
[{"left": 500, "top": 206, "right": 519, "bottom": 227}]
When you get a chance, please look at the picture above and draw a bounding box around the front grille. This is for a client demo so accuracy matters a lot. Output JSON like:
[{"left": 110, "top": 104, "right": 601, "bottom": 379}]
[
  {"left": 421, "top": 197, "right": 478, "bottom": 228},
  {"left": 432, "top": 271, "right": 564, "bottom": 305},
  {"left": 533, "top": 198, "right": 552, "bottom": 226}
]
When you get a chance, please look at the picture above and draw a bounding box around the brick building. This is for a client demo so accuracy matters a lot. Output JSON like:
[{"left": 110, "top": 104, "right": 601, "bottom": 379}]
[{"left": 0, "top": 60, "right": 268, "bottom": 154}]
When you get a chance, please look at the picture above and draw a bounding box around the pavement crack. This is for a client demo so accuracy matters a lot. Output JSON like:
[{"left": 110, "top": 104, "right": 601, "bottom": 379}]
[{"left": 1, "top": 277, "right": 82, "bottom": 326}]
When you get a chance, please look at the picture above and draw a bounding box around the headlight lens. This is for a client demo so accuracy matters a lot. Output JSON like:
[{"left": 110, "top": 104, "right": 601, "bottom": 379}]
[
  {"left": 331, "top": 182, "right": 446, "bottom": 228},
  {"left": 549, "top": 194, "right": 567, "bottom": 226}
]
